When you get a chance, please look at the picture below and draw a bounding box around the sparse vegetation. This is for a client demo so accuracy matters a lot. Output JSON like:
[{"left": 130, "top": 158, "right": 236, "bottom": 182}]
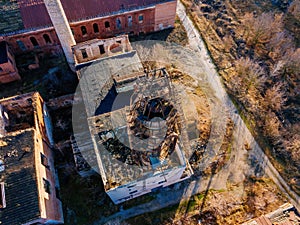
[
  {"left": 126, "top": 178, "right": 286, "bottom": 225},
  {"left": 181, "top": 0, "right": 300, "bottom": 196}
]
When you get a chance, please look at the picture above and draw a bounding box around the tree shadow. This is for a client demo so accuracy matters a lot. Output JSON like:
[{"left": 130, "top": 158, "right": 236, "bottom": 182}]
[{"left": 180, "top": 161, "right": 219, "bottom": 224}]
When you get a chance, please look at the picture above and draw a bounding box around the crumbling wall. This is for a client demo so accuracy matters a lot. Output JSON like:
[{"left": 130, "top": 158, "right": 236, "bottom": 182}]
[
  {"left": 0, "top": 92, "right": 50, "bottom": 136},
  {"left": 72, "top": 35, "right": 133, "bottom": 64},
  {"left": 4, "top": 28, "right": 61, "bottom": 55},
  {"left": 0, "top": 93, "right": 35, "bottom": 132},
  {"left": 47, "top": 93, "right": 82, "bottom": 111},
  {"left": 0, "top": 42, "right": 20, "bottom": 83},
  {"left": 33, "top": 100, "right": 64, "bottom": 223}
]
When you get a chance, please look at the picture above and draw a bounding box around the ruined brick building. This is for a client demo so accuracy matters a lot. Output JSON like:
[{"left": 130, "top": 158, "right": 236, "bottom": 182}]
[
  {"left": 0, "top": 92, "right": 63, "bottom": 224},
  {"left": 71, "top": 35, "right": 194, "bottom": 204},
  {"left": 0, "top": 0, "right": 177, "bottom": 83},
  {"left": 0, "top": 41, "right": 20, "bottom": 84}
]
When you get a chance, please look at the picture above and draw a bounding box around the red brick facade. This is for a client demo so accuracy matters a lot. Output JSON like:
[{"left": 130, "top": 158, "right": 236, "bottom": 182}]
[
  {"left": 71, "top": 8, "right": 156, "bottom": 42},
  {"left": 4, "top": 29, "right": 60, "bottom": 54},
  {"left": 4, "top": 7, "right": 156, "bottom": 54},
  {"left": 0, "top": 42, "right": 21, "bottom": 84}
]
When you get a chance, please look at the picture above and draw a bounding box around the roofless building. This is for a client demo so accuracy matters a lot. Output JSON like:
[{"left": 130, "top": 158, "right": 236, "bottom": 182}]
[{"left": 72, "top": 36, "right": 193, "bottom": 204}]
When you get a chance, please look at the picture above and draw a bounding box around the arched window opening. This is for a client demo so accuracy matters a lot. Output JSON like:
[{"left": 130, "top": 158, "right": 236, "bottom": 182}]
[
  {"left": 128, "top": 15, "right": 133, "bottom": 27},
  {"left": 109, "top": 43, "right": 122, "bottom": 54},
  {"left": 0, "top": 67, "right": 3, "bottom": 72},
  {"left": 43, "top": 34, "right": 52, "bottom": 44},
  {"left": 93, "top": 23, "right": 99, "bottom": 33},
  {"left": 138, "top": 14, "right": 144, "bottom": 23},
  {"left": 81, "top": 26, "right": 87, "bottom": 36},
  {"left": 16, "top": 40, "right": 26, "bottom": 51},
  {"left": 105, "top": 21, "right": 110, "bottom": 28},
  {"left": 116, "top": 18, "right": 122, "bottom": 29},
  {"left": 30, "top": 37, "right": 39, "bottom": 47}
]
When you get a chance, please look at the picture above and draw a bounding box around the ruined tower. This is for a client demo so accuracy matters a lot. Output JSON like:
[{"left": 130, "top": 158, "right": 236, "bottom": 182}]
[{"left": 44, "top": 0, "right": 76, "bottom": 69}]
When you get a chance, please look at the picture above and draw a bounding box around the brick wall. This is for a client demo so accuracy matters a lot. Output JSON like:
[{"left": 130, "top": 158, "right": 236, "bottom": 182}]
[
  {"left": 4, "top": 28, "right": 60, "bottom": 54},
  {"left": 33, "top": 93, "right": 64, "bottom": 223},
  {"left": 72, "top": 35, "right": 132, "bottom": 64},
  {"left": 70, "top": 7, "right": 155, "bottom": 42},
  {"left": 2, "top": 2, "right": 176, "bottom": 57},
  {"left": 154, "top": 1, "right": 177, "bottom": 31},
  {"left": 0, "top": 45, "right": 21, "bottom": 83},
  {"left": 4, "top": 7, "right": 155, "bottom": 55}
]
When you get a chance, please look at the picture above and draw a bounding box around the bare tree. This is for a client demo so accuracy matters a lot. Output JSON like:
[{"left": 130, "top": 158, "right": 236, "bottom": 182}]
[
  {"left": 263, "top": 83, "right": 287, "bottom": 112},
  {"left": 228, "top": 58, "right": 268, "bottom": 114},
  {"left": 281, "top": 123, "right": 300, "bottom": 163},
  {"left": 271, "top": 49, "right": 300, "bottom": 97},
  {"left": 239, "top": 12, "right": 284, "bottom": 57},
  {"left": 263, "top": 111, "right": 281, "bottom": 140},
  {"left": 267, "top": 31, "right": 295, "bottom": 62},
  {"left": 270, "top": 60, "right": 285, "bottom": 77},
  {"left": 222, "top": 35, "right": 234, "bottom": 53},
  {"left": 268, "top": 48, "right": 300, "bottom": 105},
  {"left": 288, "top": 137, "right": 300, "bottom": 162},
  {"left": 234, "top": 57, "right": 266, "bottom": 93},
  {"left": 284, "top": 48, "right": 300, "bottom": 78}
]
